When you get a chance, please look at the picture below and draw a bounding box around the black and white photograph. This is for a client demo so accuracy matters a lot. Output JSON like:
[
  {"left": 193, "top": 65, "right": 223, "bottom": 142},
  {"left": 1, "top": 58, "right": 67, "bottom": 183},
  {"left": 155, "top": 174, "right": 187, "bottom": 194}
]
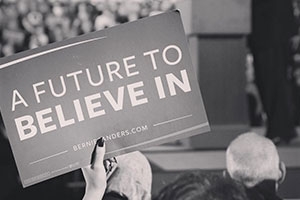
[{"left": 0, "top": 0, "right": 299, "bottom": 199}]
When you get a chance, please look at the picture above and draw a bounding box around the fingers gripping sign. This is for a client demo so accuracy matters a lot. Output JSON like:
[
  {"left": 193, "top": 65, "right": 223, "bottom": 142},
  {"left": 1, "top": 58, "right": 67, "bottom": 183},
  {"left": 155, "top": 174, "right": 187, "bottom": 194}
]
[{"left": 82, "top": 137, "right": 107, "bottom": 200}]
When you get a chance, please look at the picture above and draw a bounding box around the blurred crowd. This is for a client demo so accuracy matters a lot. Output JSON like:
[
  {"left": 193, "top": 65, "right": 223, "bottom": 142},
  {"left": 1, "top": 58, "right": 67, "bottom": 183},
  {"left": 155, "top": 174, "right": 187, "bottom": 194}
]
[{"left": 0, "top": 0, "right": 176, "bottom": 57}]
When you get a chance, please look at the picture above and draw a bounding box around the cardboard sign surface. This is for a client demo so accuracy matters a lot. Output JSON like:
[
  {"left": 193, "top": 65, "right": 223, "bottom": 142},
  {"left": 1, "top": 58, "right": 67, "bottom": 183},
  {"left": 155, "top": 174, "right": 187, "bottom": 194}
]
[{"left": 0, "top": 11, "right": 209, "bottom": 187}]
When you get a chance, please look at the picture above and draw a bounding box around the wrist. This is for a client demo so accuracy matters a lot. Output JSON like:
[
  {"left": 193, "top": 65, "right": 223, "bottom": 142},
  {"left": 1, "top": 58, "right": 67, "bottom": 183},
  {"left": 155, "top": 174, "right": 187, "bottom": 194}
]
[{"left": 83, "top": 185, "right": 106, "bottom": 200}]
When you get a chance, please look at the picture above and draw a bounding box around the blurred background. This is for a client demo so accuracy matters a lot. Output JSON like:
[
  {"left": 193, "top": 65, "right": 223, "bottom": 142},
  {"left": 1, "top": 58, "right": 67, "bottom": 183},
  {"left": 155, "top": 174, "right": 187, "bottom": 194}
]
[
  {"left": 0, "top": 0, "right": 176, "bottom": 56},
  {"left": 0, "top": 0, "right": 300, "bottom": 199}
]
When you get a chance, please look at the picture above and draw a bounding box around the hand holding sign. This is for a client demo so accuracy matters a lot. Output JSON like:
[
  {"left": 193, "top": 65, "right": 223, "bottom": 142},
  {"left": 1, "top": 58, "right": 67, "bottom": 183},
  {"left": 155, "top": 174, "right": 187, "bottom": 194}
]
[
  {"left": 0, "top": 11, "right": 209, "bottom": 187},
  {"left": 82, "top": 138, "right": 107, "bottom": 200}
]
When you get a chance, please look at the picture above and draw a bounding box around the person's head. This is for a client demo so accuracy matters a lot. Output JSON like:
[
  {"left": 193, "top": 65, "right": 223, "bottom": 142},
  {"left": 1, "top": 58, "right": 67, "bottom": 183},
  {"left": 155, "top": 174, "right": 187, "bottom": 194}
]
[
  {"left": 154, "top": 171, "right": 248, "bottom": 200},
  {"left": 226, "top": 132, "right": 286, "bottom": 188},
  {"left": 106, "top": 151, "right": 152, "bottom": 200}
]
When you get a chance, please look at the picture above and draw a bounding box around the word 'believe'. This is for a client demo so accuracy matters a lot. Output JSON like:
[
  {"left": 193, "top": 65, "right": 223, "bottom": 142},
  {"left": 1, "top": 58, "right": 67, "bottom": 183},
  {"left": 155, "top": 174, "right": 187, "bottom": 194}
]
[{"left": 12, "top": 44, "right": 192, "bottom": 141}]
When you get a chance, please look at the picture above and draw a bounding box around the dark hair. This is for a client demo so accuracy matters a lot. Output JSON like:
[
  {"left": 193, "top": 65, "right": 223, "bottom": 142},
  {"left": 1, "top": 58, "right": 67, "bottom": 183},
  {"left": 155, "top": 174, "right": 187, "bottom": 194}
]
[{"left": 153, "top": 171, "right": 249, "bottom": 200}]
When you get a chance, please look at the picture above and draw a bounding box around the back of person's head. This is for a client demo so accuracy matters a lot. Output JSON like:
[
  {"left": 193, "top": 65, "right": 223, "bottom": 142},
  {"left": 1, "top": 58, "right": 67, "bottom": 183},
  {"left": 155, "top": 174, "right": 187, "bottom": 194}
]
[
  {"left": 226, "top": 132, "right": 285, "bottom": 188},
  {"left": 154, "top": 171, "right": 248, "bottom": 200},
  {"left": 106, "top": 151, "right": 152, "bottom": 200}
]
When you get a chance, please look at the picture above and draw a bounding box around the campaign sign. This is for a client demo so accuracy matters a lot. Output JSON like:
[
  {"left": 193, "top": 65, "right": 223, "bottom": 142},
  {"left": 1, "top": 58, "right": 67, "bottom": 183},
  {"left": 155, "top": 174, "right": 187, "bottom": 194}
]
[{"left": 0, "top": 11, "right": 209, "bottom": 187}]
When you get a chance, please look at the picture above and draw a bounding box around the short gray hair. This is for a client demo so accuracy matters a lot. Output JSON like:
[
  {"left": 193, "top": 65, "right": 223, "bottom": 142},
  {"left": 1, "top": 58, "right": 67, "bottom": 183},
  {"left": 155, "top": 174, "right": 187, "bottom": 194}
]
[{"left": 226, "top": 132, "right": 281, "bottom": 187}]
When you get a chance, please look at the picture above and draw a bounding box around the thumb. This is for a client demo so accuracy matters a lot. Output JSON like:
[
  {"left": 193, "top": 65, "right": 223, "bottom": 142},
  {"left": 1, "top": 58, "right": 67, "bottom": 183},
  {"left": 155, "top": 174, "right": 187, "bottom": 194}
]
[{"left": 91, "top": 137, "right": 106, "bottom": 170}]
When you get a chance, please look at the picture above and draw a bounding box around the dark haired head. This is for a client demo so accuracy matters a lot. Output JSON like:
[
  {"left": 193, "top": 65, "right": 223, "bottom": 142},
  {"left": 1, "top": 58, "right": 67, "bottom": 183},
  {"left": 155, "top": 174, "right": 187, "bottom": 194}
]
[{"left": 154, "top": 171, "right": 248, "bottom": 200}]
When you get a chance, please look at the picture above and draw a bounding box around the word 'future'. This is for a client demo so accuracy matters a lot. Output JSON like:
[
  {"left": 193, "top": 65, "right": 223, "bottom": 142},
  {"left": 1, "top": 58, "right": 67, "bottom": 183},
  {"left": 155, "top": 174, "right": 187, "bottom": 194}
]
[{"left": 12, "top": 44, "right": 192, "bottom": 141}]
